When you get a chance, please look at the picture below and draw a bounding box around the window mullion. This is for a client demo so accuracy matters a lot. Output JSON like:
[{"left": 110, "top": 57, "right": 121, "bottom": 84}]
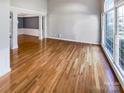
[{"left": 114, "top": 6, "right": 120, "bottom": 64}]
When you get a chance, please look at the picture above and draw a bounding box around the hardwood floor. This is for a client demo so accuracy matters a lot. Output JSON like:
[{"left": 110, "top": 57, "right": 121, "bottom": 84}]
[{"left": 0, "top": 35, "right": 123, "bottom": 93}]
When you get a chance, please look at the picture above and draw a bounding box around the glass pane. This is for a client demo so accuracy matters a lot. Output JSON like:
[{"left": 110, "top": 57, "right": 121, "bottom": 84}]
[
  {"left": 119, "top": 39, "right": 124, "bottom": 71},
  {"left": 118, "top": 6, "right": 124, "bottom": 33},
  {"left": 105, "top": 10, "right": 114, "bottom": 57},
  {"left": 117, "top": 5, "right": 124, "bottom": 72},
  {"left": 104, "top": 0, "right": 114, "bottom": 11}
]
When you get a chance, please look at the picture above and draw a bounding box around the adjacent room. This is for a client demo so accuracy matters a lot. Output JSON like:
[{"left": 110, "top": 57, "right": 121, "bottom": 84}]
[{"left": 0, "top": 0, "right": 124, "bottom": 93}]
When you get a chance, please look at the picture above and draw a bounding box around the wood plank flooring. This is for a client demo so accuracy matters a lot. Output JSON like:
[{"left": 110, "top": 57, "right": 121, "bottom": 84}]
[{"left": 0, "top": 35, "right": 123, "bottom": 93}]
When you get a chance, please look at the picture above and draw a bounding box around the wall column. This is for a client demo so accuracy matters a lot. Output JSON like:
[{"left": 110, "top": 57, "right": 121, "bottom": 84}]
[
  {"left": 39, "top": 16, "right": 43, "bottom": 40},
  {"left": 43, "top": 15, "right": 47, "bottom": 38},
  {"left": 11, "top": 12, "right": 18, "bottom": 49},
  {"left": 0, "top": 0, "right": 11, "bottom": 77}
]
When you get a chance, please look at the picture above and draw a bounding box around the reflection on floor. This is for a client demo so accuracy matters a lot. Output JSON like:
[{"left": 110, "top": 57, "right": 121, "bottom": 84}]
[{"left": 0, "top": 35, "right": 123, "bottom": 93}]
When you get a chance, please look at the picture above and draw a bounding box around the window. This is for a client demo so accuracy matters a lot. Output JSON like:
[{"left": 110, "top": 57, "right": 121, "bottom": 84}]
[
  {"left": 104, "top": 0, "right": 114, "bottom": 12},
  {"left": 103, "top": 0, "right": 124, "bottom": 79},
  {"left": 105, "top": 10, "right": 114, "bottom": 57},
  {"left": 104, "top": 0, "right": 114, "bottom": 58},
  {"left": 117, "top": 5, "right": 124, "bottom": 72}
]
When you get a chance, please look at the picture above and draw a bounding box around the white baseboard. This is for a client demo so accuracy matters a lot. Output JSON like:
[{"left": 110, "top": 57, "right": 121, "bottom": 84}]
[
  {"left": 0, "top": 48, "right": 11, "bottom": 77},
  {"left": 18, "top": 29, "right": 39, "bottom": 37},
  {"left": 0, "top": 67, "right": 11, "bottom": 77},
  {"left": 47, "top": 36, "right": 100, "bottom": 45},
  {"left": 101, "top": 44, "right": 124, "bottom": 90}
]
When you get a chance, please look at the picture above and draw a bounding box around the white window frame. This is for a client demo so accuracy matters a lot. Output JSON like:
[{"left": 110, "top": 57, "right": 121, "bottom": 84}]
[
  {"left": 115, "top": 2, "right": 124, "bottom": 77},
  {"left": 102, "top": 0, "right": 124, "bottom": 90},
  {"left": 102, "top": 0, "right": 115, "bottom": 61}
]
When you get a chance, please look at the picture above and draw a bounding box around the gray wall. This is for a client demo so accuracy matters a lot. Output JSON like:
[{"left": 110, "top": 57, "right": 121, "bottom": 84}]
[
  {"left": 18, "top": 17, "right": 39, "bottom": 29},
  {"left": 101, "top": 0, "right": 104, "bottom": 12},
  {"left": 48, "top": 0, "right": 102, "bottom": 44},
  {"left": 18, "top": 17, "right": 24, "bottom": 28},
  {"left": 23, "top": 17, "right": 39, "bottom": 29}
]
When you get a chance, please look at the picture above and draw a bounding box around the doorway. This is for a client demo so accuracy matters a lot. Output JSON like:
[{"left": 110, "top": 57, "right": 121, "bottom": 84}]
[{"left": 10, "top": 11, "right": 47, "bottom": 67}]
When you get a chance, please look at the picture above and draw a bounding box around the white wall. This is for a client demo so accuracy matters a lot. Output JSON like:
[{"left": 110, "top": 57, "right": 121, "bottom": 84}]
[
  {"left": 18, "top": 29, "right": 39, "bottom": 36},
  {"left": 0, "top": 0, "right": 11, "bottom": 77},
  {"left": 48, "top": 0, "right": 101, "bottom": 44},
  {"left": 11, "top": 0, "right": 47, "bottom": 12}
]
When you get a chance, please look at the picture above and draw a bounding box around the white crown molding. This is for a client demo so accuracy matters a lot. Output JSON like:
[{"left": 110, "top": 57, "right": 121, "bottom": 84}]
[{"left": 10, "top": 6, "right": 47, "bottom": 16}]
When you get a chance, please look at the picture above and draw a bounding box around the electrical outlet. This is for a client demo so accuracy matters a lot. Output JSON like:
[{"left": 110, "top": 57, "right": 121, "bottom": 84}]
[{"left": 58, "top": 34, "right": 62, "bottom": 38}]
